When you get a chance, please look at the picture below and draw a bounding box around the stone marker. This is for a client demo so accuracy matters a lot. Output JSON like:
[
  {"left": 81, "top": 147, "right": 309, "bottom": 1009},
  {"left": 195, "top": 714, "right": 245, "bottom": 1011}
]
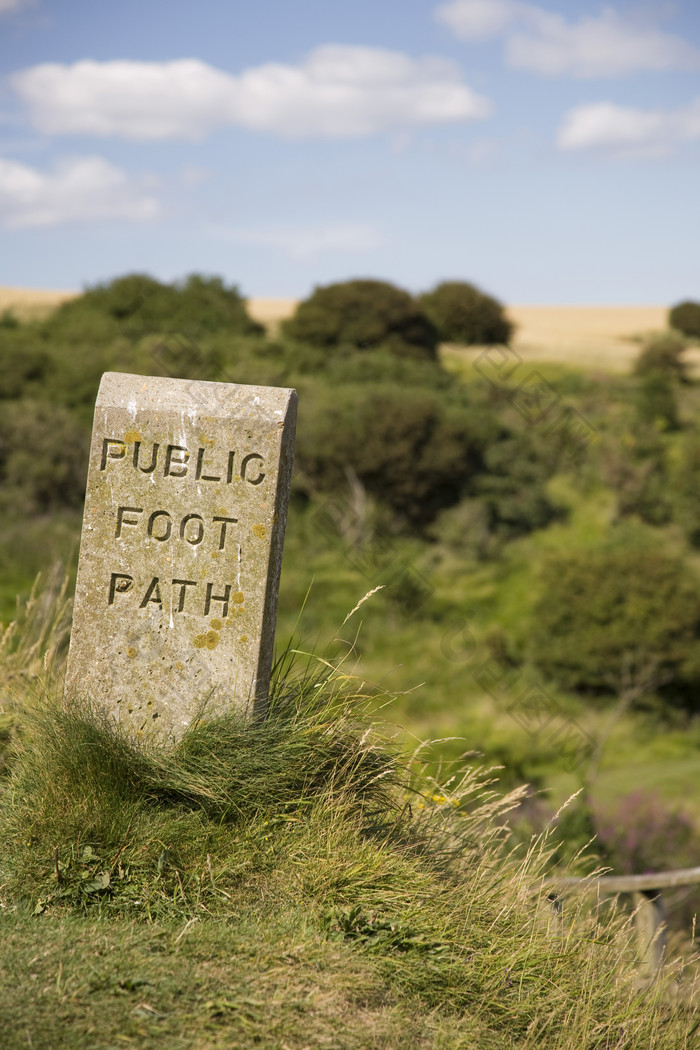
[{"left": 65, "top": 372, "right": 297, "bottom": 741}]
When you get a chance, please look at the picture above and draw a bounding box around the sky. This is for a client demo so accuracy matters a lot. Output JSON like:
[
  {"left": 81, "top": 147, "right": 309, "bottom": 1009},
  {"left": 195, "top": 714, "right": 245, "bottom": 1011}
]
[{"left": 0, "top": 0, "right": 699, "bottom": 303}]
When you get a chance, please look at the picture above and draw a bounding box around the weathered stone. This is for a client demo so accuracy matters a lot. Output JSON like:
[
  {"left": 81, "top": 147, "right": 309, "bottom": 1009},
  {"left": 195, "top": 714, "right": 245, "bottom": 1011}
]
[{"left": 65, "top": 372, "right": 297, "bottom": 741}]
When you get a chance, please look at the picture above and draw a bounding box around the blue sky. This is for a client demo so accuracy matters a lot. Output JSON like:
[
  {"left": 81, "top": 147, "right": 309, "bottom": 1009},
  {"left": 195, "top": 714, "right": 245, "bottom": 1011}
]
[{"left": 0, "top": 0, "right": 699, "bottom": 302}]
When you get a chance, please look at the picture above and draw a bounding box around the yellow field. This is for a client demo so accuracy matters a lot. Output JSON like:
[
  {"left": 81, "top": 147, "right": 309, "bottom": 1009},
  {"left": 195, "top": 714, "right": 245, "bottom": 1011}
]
[
  {"left": 0, "top": 288, "right": 677, "bottom": 373},
  {"left": 0, "top": 286, "right": 78, "bottom": 320},
  {"left": 507, "top": 305, "right": 668, "bottom": 372},
  {"left": 246, "top": 297, "right": 298, "bottom": 333}
]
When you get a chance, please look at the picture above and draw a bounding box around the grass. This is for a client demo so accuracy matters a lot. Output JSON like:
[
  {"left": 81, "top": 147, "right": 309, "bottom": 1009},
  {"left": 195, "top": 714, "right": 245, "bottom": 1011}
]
[
  {"left": 1, "top": 580, "right": 699, "bottom": 1048},
  {"left": 1, "top": 912, "right": 487, "bottom": 1049}
]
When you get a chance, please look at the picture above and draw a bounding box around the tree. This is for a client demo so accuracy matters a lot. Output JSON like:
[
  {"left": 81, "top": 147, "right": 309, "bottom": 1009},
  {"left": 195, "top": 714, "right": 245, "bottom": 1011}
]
[
  {"left": 282, "top": 279, "right": 438, "bottom": 360},
  {"left": 47, "top": 273, "right": 263, "bottom": 340},
  {"left": 634, "top": 370, "right": 679, "bottom": 431},
  {"left": 294, "top": 381, "right": 480, "bottom": 525},
  {"left": 0, "top": 329, "right": 50, "bottom": 399},
  {"left": 669, "top": 300, "right": 700, "bottom": 338},
  {"left": 474, "top": 435, "right": 562, "bottom": 538},
  {"left": 529, "top": 544, "right": 700, "bottom": 706},
  {"left": 634, "top": 334, "right": 687, "bottom": 382},
  {"left": 0, "top": 400, "right": 88, "bottom": 513},
  {"left": 599, "top": 427, "right": 671, "bottom": 526},
  {"left": 420, "top": 280, "right": 513, "bottom": 345},
  {"left": 670, "top": 432, "right": 700, "bottom": 546}
]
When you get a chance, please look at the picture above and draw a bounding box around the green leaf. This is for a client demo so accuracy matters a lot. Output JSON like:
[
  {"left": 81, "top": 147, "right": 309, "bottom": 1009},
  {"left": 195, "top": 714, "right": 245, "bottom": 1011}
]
[{"left": 82, "top": 871, "right": 110, "bottom": 893}]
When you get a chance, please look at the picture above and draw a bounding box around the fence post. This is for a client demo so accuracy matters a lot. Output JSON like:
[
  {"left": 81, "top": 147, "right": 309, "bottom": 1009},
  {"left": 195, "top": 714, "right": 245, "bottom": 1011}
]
[{"left": 633, "top": 890, "right": 666, "bottom": 975}]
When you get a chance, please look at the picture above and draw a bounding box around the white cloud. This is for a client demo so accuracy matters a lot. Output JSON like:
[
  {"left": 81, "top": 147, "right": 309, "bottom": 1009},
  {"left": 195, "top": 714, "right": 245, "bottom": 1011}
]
[
  {"left": 437, "top": 1, "right": 700, "bottom": 77},
  {"left": 437, "top": 0, "right": 518, "bottom": 40},
  {"left": 0, "top": 0, "right": 35, "bottom": 13},
  {"left": 0, "top": 155, "right": 160, "bottom": 227},
  {"left": 557, "top": 98, "right": 700, "bottom": 155},
  {"left": 453, "top": 135, "right": 502, "bottom": 166},
  {"left": 180, "top": 164, "right": 211, "bottom": 188},
  {"left": 10, "top": 47, "right": 491, "bottom": 141},
  {"left": 222, "top": 223, "right": 382, "bottom": 261}
]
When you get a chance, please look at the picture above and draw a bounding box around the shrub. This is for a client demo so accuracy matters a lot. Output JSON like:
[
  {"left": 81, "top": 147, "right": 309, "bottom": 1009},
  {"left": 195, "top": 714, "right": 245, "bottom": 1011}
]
[
  {"left": 634, "top": 369, "right": 679, "bottom": 431},
  {"left": 670, "top": 431, "right": 700, "bottom": 546},
  {"left": 529, "top": 544, "right": 700, "bottom": 702},
  {"left": 295, "top": 382, "right": 481, "bottom": 526},
  {"left": 321, "top": 347, "right": 451, "bottom": 391},
  {"left": 634, "top": 334, "right": 687, "bottom": 381},
  {"left": 47, "top": 272, "right": 263, "bottom": 341},
  {"left": 0, "top": 309, "right": 19, "bottom": 329},
  {"left": 669, "top": 299, "right": 700, "bottom": 338},
  {"left": 0, "top": 400, "right": 89, "bottom": 513},
  {"left": 474, "top": 435, "right": 562, "bottom": 539},
  {"left": 77, "top": 272, "right": 164, "bottom": 322},
  {"left": 0, "top": 330, "right": 50, "bottom": 399},
  {"left": 599, "top": 428, "right": 672, "bottom": 526},
  {"left": 428, "top": 498, "right": 495, "bottom": 559},
  {"left": 420, "top": 280, "right": 513, "bottom": 345},
  {"left": 282, "top": 279, "right": 438, "bottom": 360},
  {"left": 167, "top": 273, "right": 264, "bottom": 336}
]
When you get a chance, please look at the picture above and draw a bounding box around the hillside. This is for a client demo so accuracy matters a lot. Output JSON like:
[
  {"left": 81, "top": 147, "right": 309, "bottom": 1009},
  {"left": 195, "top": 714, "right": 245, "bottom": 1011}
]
[
  {"left": 1, "top": 275, "right": 700, "bottom": 1048},
  {"left": 1, "top": 602, "right": 698, "bottom": 1049}
]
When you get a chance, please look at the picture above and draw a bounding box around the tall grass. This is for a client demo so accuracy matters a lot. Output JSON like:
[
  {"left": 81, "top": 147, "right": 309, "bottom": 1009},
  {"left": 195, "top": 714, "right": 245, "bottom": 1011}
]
[
  {"left": 0, "top": 583, "right": 698, "bottom": 1048},
  {"left": 0, "top": 562, "right": 72, "bottom": 773}
]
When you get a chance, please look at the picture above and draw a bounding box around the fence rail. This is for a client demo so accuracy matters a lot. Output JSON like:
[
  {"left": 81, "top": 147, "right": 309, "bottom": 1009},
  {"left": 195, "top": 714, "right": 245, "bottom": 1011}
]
[
  {"left": 540, "top": 866, "right": 700, "bottom": 974},
  {"left": 543, "top": 865, "right": 700, "bottom": 895}
]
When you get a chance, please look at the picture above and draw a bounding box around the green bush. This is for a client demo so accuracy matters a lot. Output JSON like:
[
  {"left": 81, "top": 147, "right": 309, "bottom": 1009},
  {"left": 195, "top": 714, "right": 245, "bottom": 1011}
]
[
  {"left": 321, "top": 347, "right": 451, "bottom": 390},
  {"left": 634, "top": 333, "right": 687, "bottom": 381},
  {"left": 670, "top": 431, "right": 700, "bottom": 546},
  {"left": 420, "top": 280, "right": 513, "bottom": 345},
  {"left": 427, "top": 498, "right": 495, "bottom": 559},
  {"left": 0, "top": 400, "right": 88, "bottom": 513},
  {"left": 295, "top": 382, "right": 482, "bottom": 526},
  {"left": 474, "top": 435, "right": 562, "bottom": 539},
  {"left": 669, "top": 299, "right": 700, "bottom": 338},
  {"left": 0, "top": 329, "right": 50, "bottom": 399},
  {"left": 634, "top": 369, "right": 679, "bottom": 431},
  {"left": 0, "top": 309, "right": 19, "bottom": 329},
  {"left": 529, "top": 544, "right": 700, "bottom": 703},
  {"left": 282, "top": 279, "right": 438, "bottom": 360},
  {"left": 599, "top": 428, "right": 671, "bottom": 526},
  {"left": 47, "top": 273, "right": 263, "bottom": 341}
]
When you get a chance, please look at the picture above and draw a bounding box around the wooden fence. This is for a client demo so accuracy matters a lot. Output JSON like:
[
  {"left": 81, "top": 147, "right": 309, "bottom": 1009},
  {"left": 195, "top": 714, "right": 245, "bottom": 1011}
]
[{"left": 542, "top": 865, "right": 700, "bottom": 973}]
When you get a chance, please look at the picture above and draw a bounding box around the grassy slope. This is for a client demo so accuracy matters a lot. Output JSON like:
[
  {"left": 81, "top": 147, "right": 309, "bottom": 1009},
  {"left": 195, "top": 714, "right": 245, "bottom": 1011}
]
[
  {"left": 1, "top": 639, "right": 698, "bottom": 1050},
  {"left": 2, "top": 912, "right": 482, "bottom": 1050},
  {"left": 272, "top": 488, "right": 700, "bottom": 823}
]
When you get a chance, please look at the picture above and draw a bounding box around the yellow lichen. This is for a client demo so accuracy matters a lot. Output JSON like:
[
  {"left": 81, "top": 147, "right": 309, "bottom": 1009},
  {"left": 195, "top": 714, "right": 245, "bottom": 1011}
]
[{"left": 193, "top": 630, "right": 219, "bottom": 650}]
